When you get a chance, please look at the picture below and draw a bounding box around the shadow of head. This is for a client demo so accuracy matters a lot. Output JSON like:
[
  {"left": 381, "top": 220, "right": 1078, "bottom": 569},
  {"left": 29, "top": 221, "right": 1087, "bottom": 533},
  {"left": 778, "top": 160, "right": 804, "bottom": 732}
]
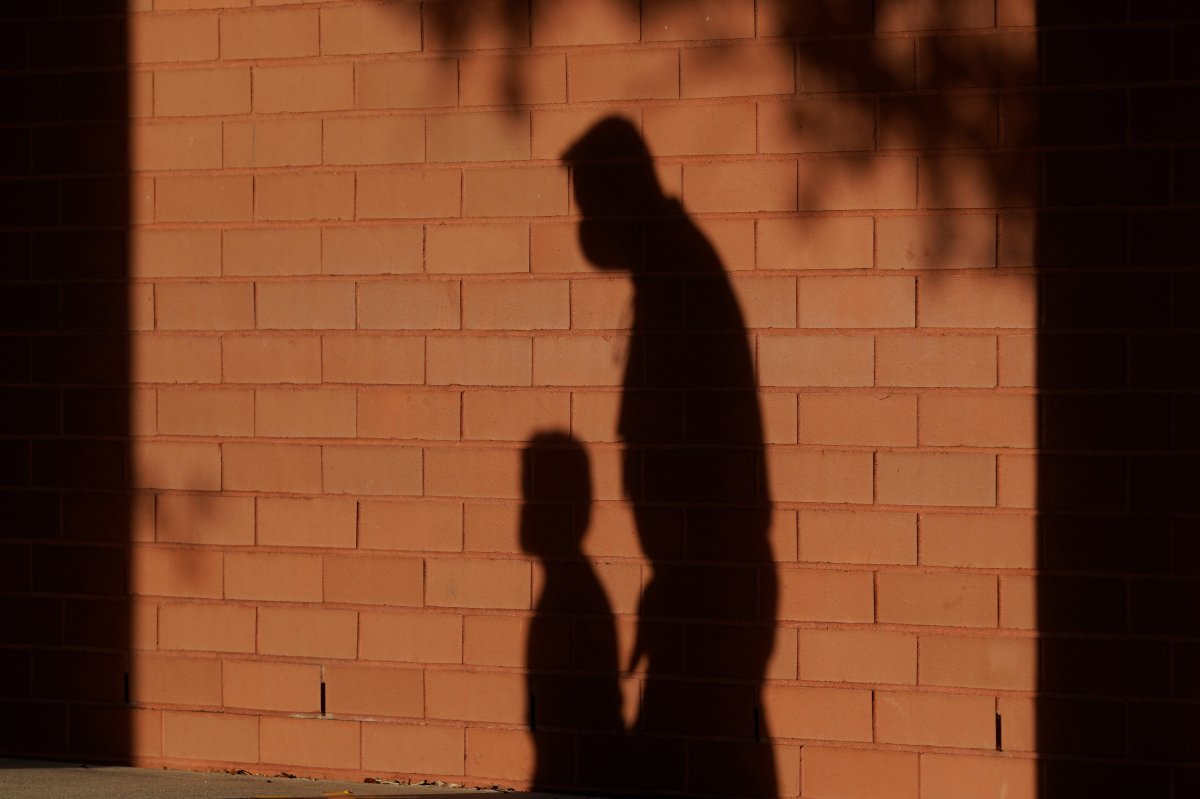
[{"left": 520, "top": 430, "right": 592, "bottom": 557}]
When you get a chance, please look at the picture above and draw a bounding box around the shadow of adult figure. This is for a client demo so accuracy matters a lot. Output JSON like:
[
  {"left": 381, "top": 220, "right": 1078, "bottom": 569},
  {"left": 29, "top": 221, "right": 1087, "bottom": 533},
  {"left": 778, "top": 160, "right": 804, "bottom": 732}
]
[{"left": 560, "top": 118, "right": 779, "bottom": 797}]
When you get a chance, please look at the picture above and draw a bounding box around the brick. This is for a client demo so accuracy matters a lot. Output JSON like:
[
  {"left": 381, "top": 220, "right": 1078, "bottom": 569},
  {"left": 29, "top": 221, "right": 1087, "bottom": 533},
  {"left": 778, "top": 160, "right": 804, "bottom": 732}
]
[
  {"left": 257, "top": 496, "right": 357, "bottom": 549},
  {"left": 132, "top": 335, "right": 221, "bottom": 383},
  {"left": 156, "top": 494, "right": 254, "bottom": 546},
  {"left": 532, "top": 0, "right": 639, "bottom": 45},
  {"left": 426, "top": 558, "right": 530, "bottom": 610},
  {"left": 999, "top": 575, "right": 1034, "bottom": 630},
  {"left": 159, "top": 603, "right": 255, "bottom": 654},
  {"left": 462, "top": 390, "right": 570, "bottom": 441},
  {"left": 222, "top": 660, "right": 320, "bottom": 713},
  {"left": 877, "top": 572, "right": 998, "bottom": 628},
  {"left": 803, "top": 747, "right": 919, "bottom": 799},
  {"left": 358, "top": 281, "right": 460, "bottom": 330},
  {"left": 798, "top": 39, "right": 915, "bottom": 93},
  {"left": 425, "top": 0, "right": 531, "bottom": 50},
  {"left": 919, "top": 394, "right": 1036, "bottom": 448},
  {"left": 130, "top": 654, "right": 221, "bottom": 706},
  {"left": 731, "top": 276, "right": 797, "bottom": 328},
  {"left": 684, "top": 161, "right": 797, "bottom": 213},
  {"left": 770, "top": 450, "right": 874, "bottom": 504},
  {"left": 464, "top": 166, "right": 567, "bottom": 217},
  {"left": 426, "top": 670, "right": 525, "bottom": 724},
  {"left": 570, "top": 50, "right": 679, "bottom": 102},
  {"left": 363, "top": 723, "right": 463, "bottom": 774},
  {"left": 224, "top": 119, "right": 322, "bottom": 168},
  {"left": 358, "top": 169, "right": 461, "bottom": 220},
  {"left": 256, "top": 173, "right": 354, "bottom": 221},
  {"left": 328, "top": 666, "right": 423, "bottom": 719},
  {"left": 324, "top": 553, "right": 422, "bottom": 606},
  {"left": 427, "top": 223, "right": 528, "bottom": 273},
  {"left": 998, "top": 334, "right": 1035, "bottom": 387},
  {"left": 321, "top": 2, "right": 421, "bottom": 55},
  {"left": 880, "top": 94, "right": 999, "bottom": 149},
  {"left": 920, "top": 634, "right": 1037, "bottom": 691},
  {"left": 158, "top": 387, "right": 253, "bottom": 436},
  {"left": 253, "top": 63, "right": 353, "bottom": 113},
  {"left": 162, "top": 710, "right": 257, "bottom": 763},
  {"left": 255, "top": 387, "right": 355, "bottom": 438},
  {"left": 130, "top": 13, "right": 218, "bottom": 64},
  {"left": 222, "top": 335, "right": 321, "bottom": 384},
  {"left": 260, "top": 717, "right": 359, "bottom": 770},
  {"left": 428, "top": 337, "right": 532, "bottom": 386},
  {"left": 359, "top": 610, "right": 462, "bottom": 663},
  {"left": 642, "top": 104, "right": 755, "bottom": 157},
  {"left": 759, "top": 335, "right": 874, "bottom": 387},
  {"left": 467, "top": 728, "right": 564, "bottom": 784},
  {"left": 533, "top": 335, "right": 627, "bottom": 387},
  {"left": 462, "top": 54, "right": 566, "bottom": 106},
  {"left": 800, "top": 276, "right": 914, "bottom": 328},
  {"left": 258, "top": 281, "right": 356, "bottom": 330},
  {"left": 221, "top": 9, "right": 318, "bottom": 59},
  {"left": 919, "top": 154, "right": 1038, "bottom": 209},
  {"left": 532, "top": 108, "right": 642, "bottom": 162},
  {"left": 322, "top": 335, "right": 424, "bottom": 385},
  {"left": 800, "top": 509, "right": 916, "bottom": 565},
  {"left": 223, "top": 229, "right": 321, "bottom": 276},
  {"left": 799, "top": 393, "right": 916, "bottom": 447},
  {"left": 877, "top": 215, "right": 997, "bottom": 269},
  {"left": 157, "top": 175, "right": 251, "bottom": 222},
  {"left": 358, "top": 389, "right": 460, "bottom": 441},
  {"left": 761, "top": 685, "right": 872, "bottom": 742},
  {"left": 643, "top": 0, "right": 755, "bottom": 40},
  {"left": 223, "top": 442, "right": 322, "bottom": 493},
  {"left": 570, "top": 279, "right": 632, "bottom": 329},
  {"left": 156, "top": 283, "right": 253, "bottom": 331},
  {"left": 878, "top": 452, "right": 996, "bottom": 508},
  {"left": 920, "top": 754, "right": 1038, "bottom": 799},
  {"left": 918, "top": 32, "right": 1038, "bottom": 89},
  {"left": 463, "top": 280, "right": 570, "bottom": 330},
  {"left": 133, "top": 230, "right": 221, "bottom": 278},
  {"left": 798, "top": 156, "right": 917, "bottom": 211},
  {"left": 878, "top": 0, "right": 994, "bottom": 30},
  {"left": 876, "top": 691, "right": 996, "bottom": 748},
  {"left": 920, "top": 512, "right": 1036, "bottom": 569},
  {"left": 429, "top": 111, "right": 531, "bottom": 163},
  {"left": 920, "top": 274, "right": 1037, "bottom": 329},
  {"left": 778, "top": 567, "right": 874, "bottom": 622},
  {"left": 154, "top": 67, "right": 250, "bottom": 117},
  {"left": 996, "top": 453, "right": 1035, "bottom": 510},
  {"left": 425, "top": 447, "right": 522, "bottom": 499},
  {"left": 323, "top": 445, "right": 422, "bottom": 496},
  {"left": 227, "top": 551, "right": 321, "bottom": 603},
  {"left": 681, "top": 43, "right": 794, "bottom": 98},
  {"left": 463, "top": 615, "right": 528, "bottom": 667},
  {"left": 356, "top": 59, "right": 458, "bottom": 109},
  {"left": 757, "top": 217, "right": 873, "bottom": 270},
  {"left": 324, "top": 116, "right": 424, "bottom": 166},
  {"left": 800, "top": 629, "right": 917, "bottom": 685},
  {"left": 359, "top": 500, "right": 463, "bottom": 552},
  {"left": 761, "top": 98, "right": 875, "bottom": 153},
  {"left": 133, "top": 441, "right": 221, "bottom": 491},
  {"left": 134, "top": 121, "right": 222, "bottom": 170},
  {"left": 876, "top": 335, "right": 996, "bottom": 388},
  {"left": 323, "top": 226, "right": 423, "bottom": 275},
  {"left": 131, "top": 546, "right": 222, "bottom": 599}
]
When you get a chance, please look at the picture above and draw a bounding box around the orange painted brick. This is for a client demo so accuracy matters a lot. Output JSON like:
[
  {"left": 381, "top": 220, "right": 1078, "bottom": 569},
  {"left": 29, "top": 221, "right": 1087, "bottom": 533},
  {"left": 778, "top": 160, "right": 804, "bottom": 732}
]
[
  {"left": 798, "top": 156, "right": 917, "bottom": 211},
  {"left": 159, "top": 603, "right": 255, "bottom": 654},
  {"left": 462, "top": 280, "right": 569, "bottom": 331},
  {"left": 258, "top": 496, "right": 356, "bottom": 549},
  {"left": 877, "top": 215, "right": 997, "bottom": 270},
  {"left": 463, "top": 615, "right": 528, "bottom": 667},
  {"left": 321, "top": 2, "right": 421, "bottom": 55},
  {"left": 427, "top": 337, "right": 532, "bottom": 387},
  {"left": 426, "top": 558, "right": 531, "bottom": 610},
  {"left": 221, "top": 8, "right": 318, "bottom": 59},
  {"left": 426, "top": 448, "right": 523, "bottom": 499},
  {"left": 157, "top": 175, "right": 252, "bottom": 222},
  {"left": 323, "top": 116, "right": 424, "bottom": 166},
  {"left": 156, "top": 494, "right": 254, "bottom": 546},
  {"left": 130, "top": 653, "right": 221, "bottom": 706},
  {"left": 223, "top": 229, "right": 321, "bottom": 276},
  {"left": 162, "top": 710, "right": 257, "bottom": 764},
  {"left": 465, "top": 727, "right": 536, "bottom": 782},
  {"left": 427, "top": 223, "right": 528, "bottom": 273},
  {"left": 260, "top": 717, "right": 359, "bottom": 771},
  {"left": 533, "top": 335, "right": 627, "bottom": 387},
  {"left": 770, "top": 508, "right": 800, "bottom": 562},
  {"left": 918, "top": 155, "right": 1038, "bottom": 209},
  {"left": 799, "top": 629, "right": 917, "bottom": 684},
  {"left": 158, "top": 387, "right": 253, "bottom": 436},
  {"left": 327, "top": 665, "right": 423, "bottom": 719},
  {"left": 259, "top": 281, "right": 356, "bottom": 330},
  {"left": 258, "top": 606, "right": 357, "bottom": 659},
  {"left": 998, "top": 334, "right": 1035, "bottom": 387},
  {"left": 131, "top": 335, "right": 221, "bottom": 383},
  {"left": 424, "top": 0, "right": 531, "bottom": 50},
  {"left": 876, "top": 691, "right": 996, "bottom": 748},
  {"left": 223, "top": 660, "right": 320, "bottom": 713},
  {"left": 426, "top": 670, "right": 525, "bottom": 724},
  {"left": 877, "top": 452, "right": 996, "bottom": 507},
  {"left": 569, "top": 390, "right": 621, "bottom": 442},
  {"left": 154, "top": 67, "right": 250, "bottom": 117},
  {"left": 999, "top": 575, "right": 1035, "bottom": 630},
  {"left": 761, "top": 685, "right": 872, "bottom": 742},
  {"left": 222, "top": 442, "right": 322, "bottom": 493},
  {"left": 356, "top": 59, "right": 458, "bottom": 109},
  {"left": 920, "top": 634, "right": 1036, "bottom": 691},
  {"left": 130, "top": 13, "right": 218, "bottom": 63},
  {"left": 800, "top": 275, "right": 915, "bottom": 328},
  {"left": 429, "top": 111, "right": 531, "bottom": 163},
  {"left": 462, "top": 503, "right": 522, "bottom": 554},
  {"left": 463, "top": 390, "right": 570, "bottom": 441},
  {"left": 996, "top": 696, "right": 1035, "bottom": 752},
  {"left": 358, "top": 389, "right": 460, "bottom": 441},
  {"left": 880, "top": 94, "right": 998, "bottom": 149},
  {"left": 462, "top": 53, "right": 566, "bottom": 106},
  {"left": 684, "top": 161, "right": 797, "bottom": 213},
  {"left": 222, "top": 335, "right": 322, "bottom": 384},
  {"left": 802, "top": 747, "right": 919, "bottom": 799},
  {"left": 997, "top": 453, "right": 1035, "bottom": 510},
  {"left": 920, "top": 512, "right": 1036, "bottom": 569},
  {"left": 131, "top": 545, "right": 222, "bottom": 599},
  {"left": 253, "top": 63, "right": 353, "bottom": 113},
  {"left": 756, "top": 217, "right": 874, "bottom": 270},
  {"left": 570, "top": 50, "right": 678, "bottom": 102},
  {"left": 133, "top": 441, "right": 221, "bottom": 491},
  {"left": 878, "top": 0, "right": 994, "bottom": 31},
  {"left": 359, "top": 610, "right": 462, "bottom": 663},
  {"left": 681, "top": 43, "right": 795, "bottom": 98},
  {"left": 920, "top": 754, "right": 1037, "bottom": 799},
  {"left": 225, "top": 551, "right": 321, "bottom": 602},
  {"left": 877, "top": 572, "right": 998, "bottom": 628},
  {"left": 224, "top": 119, "right": 322, "bottom": 168},
  {"left": 322, "top": 335, "right": 424, "bottom": 385},
  {"left": 799, "top": 393, "right": 916, "bottom": 447},
  {"left": 761, "top": 392, "right": 799, "bottom": 444},
  {"left": 642, "top": 104, "right": 755, "bottom": 158},
  {"left": 358, "top": 281, "right": 461, "bottom": 330},
  {"left": 998, "top": 215, "right": 1034, "bottom": 268},
  {"left": 759, "top": 335, "right": 874, "bottom": 387},
  {"left": 134, "top": 121, "right": 222, "bottom": 170},
  {"left": 919, "top": 394, "right": 1036, "bottom": 448},
  {"left": 464, "top": 166, "right": 567, "bottom": 217},
  {"left": 131, "top": 69, "right": 153, "bottom": 116},
  {"left": 360, "top": 500, "right": 463, "bottom": 552},
  {"left": 256, "top": 173, "right": 353, "bottom": 222},
  {"left": 778, "top": 567, "right": 874, "bottom": 622},
  {"left": 531, "top": 0, "right": 639, "bottom": 45},
  {"left": 876, "top": 335, "right": 996, "bottom": 388},
  {"left": 256, "top": 387, "right": 356, "bottom": 438},
  {"left": 694, "top": 217, "right": 757, "bottom": 271},
  {"left": 133, "top": 176, "right": 155, "bottom": 223},
  {"left": 363, "top": 723, "right": 464, "bottom": 775},
  {"left": 761, "top": 98, "right": 875, "bottom": 153},
  {"left": 323, "top": 226, "right": 423, "bottom": 275},
  {"left": 799, "top": 509, "right": 917, "bottom": 565},
  {"left": 133, "top": 230, "right": 221, "bottom": 278},
  {"left": 156, "top": 283, "right": 253, "bottom": 331},
  {"left": 357, "top": 169, "right": 461, "bottom": 220},
  {"left": 323, "top": 445, "right": 423, "bottom": 496},
  {"left": 920, "top": 274, "right": 1037, "bottom": 329},
  {"left": 324, "top": 553, "right": 422, "bottom": 607},
  {"left": 532, "top": 108, "right": 641, "bottom": 162},
  {"left": 643, "top": 0, "right": 754, "bottom": 40},
  {"left": 132, "top": 601, "right": 158, "bottom": 650},
  {"left": 731, "top": 276, "right": 797, "bottom": 329}
]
